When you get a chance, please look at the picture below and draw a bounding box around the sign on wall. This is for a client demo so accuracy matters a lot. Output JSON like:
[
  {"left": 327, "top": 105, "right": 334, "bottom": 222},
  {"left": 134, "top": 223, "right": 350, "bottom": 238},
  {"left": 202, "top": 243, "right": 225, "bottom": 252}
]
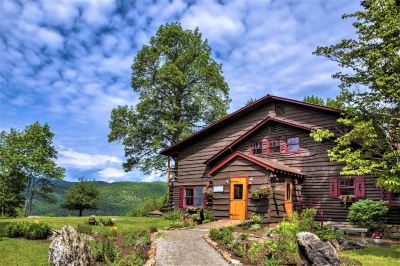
[{"left": 213, "top": 186, "right": 224, "bottom": 192}]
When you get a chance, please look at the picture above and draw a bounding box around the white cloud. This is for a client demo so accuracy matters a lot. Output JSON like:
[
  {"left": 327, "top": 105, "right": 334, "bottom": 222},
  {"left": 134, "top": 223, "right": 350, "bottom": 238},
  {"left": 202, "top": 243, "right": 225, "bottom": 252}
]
[
  {"left": 97, "top": 167, "right": 127, "bottom": 178},
  {"left": 58, "top": 148, "right": 121, "bottom": 170}
]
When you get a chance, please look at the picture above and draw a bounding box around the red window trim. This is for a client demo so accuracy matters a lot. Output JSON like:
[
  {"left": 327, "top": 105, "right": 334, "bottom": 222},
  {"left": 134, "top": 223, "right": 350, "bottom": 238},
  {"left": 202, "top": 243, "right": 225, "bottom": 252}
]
[
  {"left": 250, "top": 139, "right": 263, "bottom": 157},
  {"left": 266, "top": 139, "right": 281, "bottom": 154},
  {"left": 184, "top": 186, "right": 205, "bottom": 208},
  {"left": 286, "top": 136, "right": 300, "bottom": 153}
]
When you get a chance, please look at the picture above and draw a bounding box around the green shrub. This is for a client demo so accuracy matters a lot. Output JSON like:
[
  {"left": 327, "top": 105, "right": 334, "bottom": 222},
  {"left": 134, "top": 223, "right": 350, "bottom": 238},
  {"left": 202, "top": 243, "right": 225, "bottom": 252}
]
[
  {"left": 203, "top": 208, "right": 215, "bottom": 222},
  {"left": 299, "top": 208, "right": 317, "bottom": 232},
  {"left": 239, "top": 233, "right": 249, "bottom": 240},
  {"left": 263, "top": 257, "right": 280, "bottom": 266},
  {"left": 163, "top": 210, "right": 183, "bottom": 220},
  {"left": 250, "top": 214, "right": 263, "bottom": 224},
  {"left": 149, "top": 226, "right": 158, "bottom": 233},
  {"left": 348, "top": 199, "right": 388, "bottom": 228},
  {"left": 5, "top": 221, "right": 52, "bottom": 240},
  {"left": 315, "top": 227, "right": 344, "bottom": 241},
  {"left": 209, "top": 228, "right": 221, "bottom": 240},
  {"left": 93, "top": 237, "right": 120, "bottom": 263},
  {"left": 119, "top": 253, "right": 144, "bottom": 266},
  {"left": 387, "top": 232, "right": 400, "bottom": 240},
  {"left": 250, "top": 224, "right": 261, "bottom": 232},
  {"left": 246, "top": 242, "right": 264, "bottom": 264},
  {"left": 231, "top": 242, "right": 247, "bottom": 257},
  {"left": 222, "top": 232, "right": 234, "bottom": 245},
  {"left": 169, "top": 221, "right": 185, "bottom": 229},
  {"left": 99, "top": 217, "right": 115, "bottom": 226},
  {"left": 76, "top": 224, "right": 92, "bottom": 235}
]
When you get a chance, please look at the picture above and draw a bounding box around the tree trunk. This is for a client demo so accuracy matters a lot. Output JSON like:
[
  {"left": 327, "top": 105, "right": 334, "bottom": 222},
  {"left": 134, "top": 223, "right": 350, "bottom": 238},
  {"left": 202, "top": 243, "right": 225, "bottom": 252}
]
[
  {"left": 23, "top": 177, "right": 33, "bottom": 216},
  {"left": 79, "top": 208, "right": 83, "bottom": 217}
]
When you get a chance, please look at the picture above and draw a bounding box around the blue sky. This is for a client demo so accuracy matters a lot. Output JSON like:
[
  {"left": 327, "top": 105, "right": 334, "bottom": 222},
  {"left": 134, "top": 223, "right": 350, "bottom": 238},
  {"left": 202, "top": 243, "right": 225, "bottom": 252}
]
[{"left": 0, "top": 0, "right": 359, "bottom": 183}]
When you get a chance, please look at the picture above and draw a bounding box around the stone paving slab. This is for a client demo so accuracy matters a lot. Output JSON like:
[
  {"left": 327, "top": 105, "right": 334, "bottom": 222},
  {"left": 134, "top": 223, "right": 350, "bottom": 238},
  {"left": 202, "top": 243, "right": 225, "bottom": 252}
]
[{"left": 155, "top": 229, "right": 228, "bottom": 266}]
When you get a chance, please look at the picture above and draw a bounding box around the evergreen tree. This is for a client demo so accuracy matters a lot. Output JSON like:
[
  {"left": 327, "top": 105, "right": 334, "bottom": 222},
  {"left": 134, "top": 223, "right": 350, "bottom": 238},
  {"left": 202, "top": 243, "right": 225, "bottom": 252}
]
[{"left": 62, "top": 178, "right": 100, "bottom": 216}]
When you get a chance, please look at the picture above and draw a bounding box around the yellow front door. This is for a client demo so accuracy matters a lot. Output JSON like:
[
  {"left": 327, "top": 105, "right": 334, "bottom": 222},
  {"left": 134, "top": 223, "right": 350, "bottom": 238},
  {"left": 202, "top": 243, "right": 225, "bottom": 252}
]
[
  {"left": 284, "top": 178, "right": 293, "bottom": 216},
  {"left": 230, "top": 177, "right": 247, "bottom": 220}
]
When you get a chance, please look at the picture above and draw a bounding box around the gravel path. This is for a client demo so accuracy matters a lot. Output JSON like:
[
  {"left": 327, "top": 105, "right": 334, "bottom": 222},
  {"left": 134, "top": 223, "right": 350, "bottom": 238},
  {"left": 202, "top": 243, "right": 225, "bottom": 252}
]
[{"left": 155, "top": 228, "right": 229, "bottom": 266}]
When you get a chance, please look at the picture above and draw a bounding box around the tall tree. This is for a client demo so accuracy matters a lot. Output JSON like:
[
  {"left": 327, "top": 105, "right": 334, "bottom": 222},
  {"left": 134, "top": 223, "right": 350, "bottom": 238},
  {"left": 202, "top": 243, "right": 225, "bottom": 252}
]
[
  {"left": 311, "top": 0, "right": 400, "bottom": 191},
  {"left": 62, "top": 178, "right": 100, "bottom": 216},
  {"left": 109, "top": 23, "right": 230, "bottom": 175},
  {"left": 0, "top": 122, "right": 65, "bottom": 216},
  {"left": 303, "top": 95, "right": 343, "bottom": 109}
]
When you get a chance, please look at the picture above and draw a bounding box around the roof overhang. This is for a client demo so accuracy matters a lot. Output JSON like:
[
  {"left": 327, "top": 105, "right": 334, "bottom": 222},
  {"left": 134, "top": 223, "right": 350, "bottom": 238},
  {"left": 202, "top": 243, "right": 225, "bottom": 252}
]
[
  {"left": 207, "top": 151, "right": 304, "bottom": 177},
  {"left": 160, "top": 94, "right": 341, "bottom": 155}
]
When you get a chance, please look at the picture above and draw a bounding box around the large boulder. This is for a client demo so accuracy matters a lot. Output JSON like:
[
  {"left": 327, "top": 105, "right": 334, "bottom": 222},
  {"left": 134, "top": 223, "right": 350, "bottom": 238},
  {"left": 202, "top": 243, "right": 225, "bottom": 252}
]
[
  {"left": 297, "top": 232, "right": 340, "bottom": 266},
  {"left": 48, "top": 225, "right": 94, "bottom": 266}
]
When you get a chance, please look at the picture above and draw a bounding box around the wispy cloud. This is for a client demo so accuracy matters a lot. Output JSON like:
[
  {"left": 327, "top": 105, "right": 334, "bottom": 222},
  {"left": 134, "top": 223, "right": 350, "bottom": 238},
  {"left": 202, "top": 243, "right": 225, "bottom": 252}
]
[{"left": 0, "top": 0, "right": 360, "bottom": 182}]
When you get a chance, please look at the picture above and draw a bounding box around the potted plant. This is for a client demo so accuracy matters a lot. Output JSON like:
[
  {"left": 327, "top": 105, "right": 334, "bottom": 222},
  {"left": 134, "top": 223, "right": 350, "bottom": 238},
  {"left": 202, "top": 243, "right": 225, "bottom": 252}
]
[
  {"left": 203, "top": 187, "right": 213, "bottom": 197},
  {"left": 371, "top": 231, "right": 383, "bottom": 244}
]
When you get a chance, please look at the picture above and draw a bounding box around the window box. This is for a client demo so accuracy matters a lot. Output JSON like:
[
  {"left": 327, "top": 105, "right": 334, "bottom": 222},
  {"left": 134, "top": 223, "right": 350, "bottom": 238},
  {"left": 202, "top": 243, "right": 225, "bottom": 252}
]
[
  {"left": 338, "top": 195, "right": 355, "bottom": 207},
  {"left": 251, "top": 186, "right": 271, "bottom": 200}
]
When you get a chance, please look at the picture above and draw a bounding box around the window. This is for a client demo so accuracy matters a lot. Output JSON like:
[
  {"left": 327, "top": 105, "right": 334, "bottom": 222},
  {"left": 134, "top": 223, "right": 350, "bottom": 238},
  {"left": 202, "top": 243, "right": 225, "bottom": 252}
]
[
  {"left": 268, "top": 140, "right": 280, "bottom": 153},
  {"left": 286, "top": 183, "right": 291, "bottom": 201},
  {"left": 250, "top": 142, "right": 262, "bottom": 155},
  {"left": 234, "top": 184, "right": 243, "bottom": 199},
  {"left": 185, "top": 187, "right": 204, "bottom": 207},
  {"left": 339, "top": 179, "right": 354, "bottom": 195},
  {"left": 287, "top": 137, "right": 300, "bottom": 152}
]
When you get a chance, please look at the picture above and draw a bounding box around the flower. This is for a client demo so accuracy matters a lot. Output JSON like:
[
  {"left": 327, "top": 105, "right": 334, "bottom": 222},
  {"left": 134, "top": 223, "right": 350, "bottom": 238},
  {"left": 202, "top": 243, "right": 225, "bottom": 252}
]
[
  {"left": 34, "top": 220, "right": 40, "bottom": 224},
  {"left": 372, "top": 231, "right": 383, "bottom": 239}
]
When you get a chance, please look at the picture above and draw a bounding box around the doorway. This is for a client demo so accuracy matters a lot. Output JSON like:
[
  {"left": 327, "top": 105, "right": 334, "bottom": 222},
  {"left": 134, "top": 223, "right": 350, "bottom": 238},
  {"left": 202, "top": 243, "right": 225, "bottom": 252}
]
[
  {"left": 284, "top": 178, "right": 293, "bottom": 216},
  {"left": 229, "top": 177, "right": 248, "bottom": 220}
]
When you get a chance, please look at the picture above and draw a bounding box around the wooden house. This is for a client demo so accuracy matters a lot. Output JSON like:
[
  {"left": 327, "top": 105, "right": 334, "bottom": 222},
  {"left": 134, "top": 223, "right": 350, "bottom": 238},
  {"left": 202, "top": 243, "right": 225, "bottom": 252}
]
[{"left": 160, "top": 94, "right": 399, "bottom": 224}]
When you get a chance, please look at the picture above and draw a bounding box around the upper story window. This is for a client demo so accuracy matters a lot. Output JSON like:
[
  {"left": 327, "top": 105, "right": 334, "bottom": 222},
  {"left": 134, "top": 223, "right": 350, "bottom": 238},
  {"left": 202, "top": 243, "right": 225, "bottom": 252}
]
[
  {"left": 250, "top": 142, "right": 263, "bottom": 155},
  {"left": 287, "top": 137, "right": 300, "bottom": 152},
  {"left": 339, "top": 179, "right": 354, "bottom": 195},
  {"left": 268, "top": 140, "right": 280, "bottom": 153}
]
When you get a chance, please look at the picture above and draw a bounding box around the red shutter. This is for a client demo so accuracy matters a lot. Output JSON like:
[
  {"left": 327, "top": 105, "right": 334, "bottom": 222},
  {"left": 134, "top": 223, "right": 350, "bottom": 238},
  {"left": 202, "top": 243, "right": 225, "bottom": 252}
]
[
  {"left": 280, "top": 138, "right": 287, "bottom": 153},
  {"left": 329, "top": 178, "right": 339, "bottom": 198},
  {"left": 354, "top": 177, "right": 365, "bottom": 198},
  {"left": 203, "top": 189, "right": 207, "bottom": 208},
  {"left": 178, "top": 186, "right": 184, "bottom": 208},
  {"left": 250, "top": 144, "right": 253, "bottom": 155}
]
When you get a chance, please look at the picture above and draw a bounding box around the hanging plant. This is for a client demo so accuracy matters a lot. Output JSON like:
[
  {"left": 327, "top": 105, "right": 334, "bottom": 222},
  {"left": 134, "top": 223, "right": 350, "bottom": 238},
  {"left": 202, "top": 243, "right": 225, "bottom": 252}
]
[
  {"left": 339, "top": 195, "right": 355, "bottom": 207},
  {"left": 251, "top": 186, "right": 271, "bottom": 199},
  {"left": 203, "top": 187, "right": 213, "bottom": 197}
]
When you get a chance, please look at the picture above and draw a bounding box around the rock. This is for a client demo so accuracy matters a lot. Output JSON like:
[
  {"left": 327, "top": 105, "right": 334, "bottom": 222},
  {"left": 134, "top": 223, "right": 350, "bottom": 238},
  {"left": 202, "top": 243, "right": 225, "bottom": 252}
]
[
  {"left": 329, "top": 239, "right": 342, "bottom": 251},
  {"left": 48, "top": 225, "right": 94, "bottom": 266},
  {"left": 340, "top": 240, "right": 368, "bottom": 251},
  {"left": 297, "top": 232, "right": 340, "bottom": 266},
  {"left": 391, "top": 227, "right": 398, "bottom": 233},
  {"left": 87, "top": 216, "right": 97, "bottom": 225},
  {"left": 47, "top": 230, "right": 61, "bottom": 241}
]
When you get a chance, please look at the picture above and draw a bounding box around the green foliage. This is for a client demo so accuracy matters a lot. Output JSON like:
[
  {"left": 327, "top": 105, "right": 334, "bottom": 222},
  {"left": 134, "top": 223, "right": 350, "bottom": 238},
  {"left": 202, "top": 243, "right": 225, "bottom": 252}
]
[
  {"left": 203, "top": 208, "right": 215, "bottom": 222},
  {"left": 246, "top": 242, "right": 264, "bottom": 264},
  {"left": 251, "top": 186, "right": 271, "bottom": 199},
  {"left": 231, "top": 242, "right": 247, "bottom": 257},
  {"left": 347, "top": 199, "right": 388, "bottom": 228},
  {"left": 99, "top": 217, "right": 115, "bottom": 226},
  {"left": 76, "top": 224, "right": 92, "bottom": 235},
  {"left": 129, "top": 195, "right": 167, "bottom": 217},
  {"left": 316, "top": 227, "right": 344, "bottom": 241},
  {"left": 0, "top": 122, "right": 65, "bottom": 216},
  {"left": 162, "top": 210, "right": 183, "bottom": 220},
  {"left": 93, "top": 236, "right": 120, "bottom": 264},
  {"left": 386, "top": 232, "right": 400, "bottom": 240},
  {"left": 5, "top": 221, "right": 52, "bottom": 240},
  {"left": 263, "top": 257, "right": 280, "bottom": 266},
  {"left": 313, "top": 0, "right": 400, "bottom": 192},
  {"left": 168, "top": 220, "right": 194, "bottom": 229},
  {"left": 108, "top": 22, "right": 230, "bottom": 174},
  {"left": 62, "top": 177, "right": 100, "bottom": 216},
  {"left": 298, "top": 208, "right": 317, "bottom": 232},
  {"left": 209, "top": 228, "right": 220, "bottom": 240},
  {"left": 250, "top": 214, "right": 263, "bottom": 224},
  {"left": 303, "top": 95, "right": 343, "bottom": 109},
  {"left": 250, "top": 224, "right": 261, "bottom": 232},
  {"left": 119, "top": 253, "right": 144, "bottom": 266},
  {"left": 239, "top": 233, "right": 249, "bottom": 240}
]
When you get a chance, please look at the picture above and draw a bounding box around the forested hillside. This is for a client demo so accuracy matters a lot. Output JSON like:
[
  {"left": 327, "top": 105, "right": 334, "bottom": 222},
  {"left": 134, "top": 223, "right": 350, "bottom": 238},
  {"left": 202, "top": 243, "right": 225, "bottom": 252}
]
[{"left": 32, "top": 181, "right": 167, "bottom": 216}]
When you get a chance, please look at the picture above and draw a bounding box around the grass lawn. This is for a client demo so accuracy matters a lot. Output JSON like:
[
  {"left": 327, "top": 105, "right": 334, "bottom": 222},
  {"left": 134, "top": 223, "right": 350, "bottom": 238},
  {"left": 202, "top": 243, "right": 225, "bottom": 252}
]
[
  {"left": 0, "top": 237, "right": 50, "bottom": 266},
  {"left": 0, "top": 216, "right": 172, "bottom": 266},
  {"left": 340, "top": 244, "right": 400, "bottom": 266}
]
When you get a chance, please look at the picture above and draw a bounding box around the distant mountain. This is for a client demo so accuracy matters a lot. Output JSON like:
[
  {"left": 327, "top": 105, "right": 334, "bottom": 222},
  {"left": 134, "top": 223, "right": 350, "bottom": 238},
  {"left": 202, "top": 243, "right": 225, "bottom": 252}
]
[{"left": 32, "top": 180, "right": 167, "bottom": 216}]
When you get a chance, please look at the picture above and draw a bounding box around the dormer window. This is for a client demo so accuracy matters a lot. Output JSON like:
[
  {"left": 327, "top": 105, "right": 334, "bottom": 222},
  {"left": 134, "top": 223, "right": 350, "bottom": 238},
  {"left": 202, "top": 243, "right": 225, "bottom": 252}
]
[
  {"left": 250, "top": 142, "right": 263, "bottom": 156},
  {"left": 287, "top": 137, "right": 300, "bottom": 152},
  {"left": 268, "top": 140, "right": 280, "bottom": 153}
]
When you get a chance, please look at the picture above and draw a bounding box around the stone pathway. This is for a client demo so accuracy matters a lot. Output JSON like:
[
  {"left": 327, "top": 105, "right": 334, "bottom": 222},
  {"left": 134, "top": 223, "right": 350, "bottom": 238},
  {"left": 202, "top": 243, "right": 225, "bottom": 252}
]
[{"left": 155, "top": 228, "right": 229, "bottom": 266}]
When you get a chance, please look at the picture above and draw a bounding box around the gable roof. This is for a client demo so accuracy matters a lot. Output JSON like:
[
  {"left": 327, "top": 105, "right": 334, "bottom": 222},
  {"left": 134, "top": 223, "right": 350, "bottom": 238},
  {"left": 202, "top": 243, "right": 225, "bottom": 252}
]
[
  {"left": 205, "top": 116, "right": 317, "bottom": 165},
  {"left": 160, "top": 94, "right": 341, "bottom": 155},
  {"left": 207, "top": 151, "right": 304, "bottom": 177}
]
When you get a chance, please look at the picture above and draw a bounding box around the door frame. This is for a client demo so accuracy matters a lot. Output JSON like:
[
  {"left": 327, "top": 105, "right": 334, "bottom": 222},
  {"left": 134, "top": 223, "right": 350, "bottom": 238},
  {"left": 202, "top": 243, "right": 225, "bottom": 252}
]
[
  {"left": 229, "top": 176, "right": 248, "bottom": 220},
  {"left": 284, "top": 177, "right": 293, "bottom": 216}
]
